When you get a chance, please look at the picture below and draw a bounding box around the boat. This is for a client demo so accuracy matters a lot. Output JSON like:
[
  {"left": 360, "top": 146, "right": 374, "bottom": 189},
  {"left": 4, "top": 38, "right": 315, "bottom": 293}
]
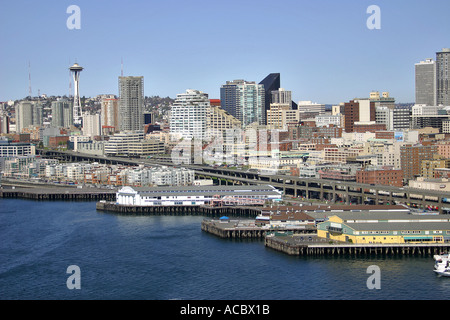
[{"left": 434, "top": 253, "right": 450, "bottom": 277}]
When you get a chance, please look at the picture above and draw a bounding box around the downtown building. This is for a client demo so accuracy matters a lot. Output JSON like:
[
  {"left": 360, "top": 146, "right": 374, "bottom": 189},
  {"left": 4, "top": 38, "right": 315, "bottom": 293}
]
[
  {"left": 375, "top": 106, "right": 411, "bottom": 131},
  {"left": 415, "top": 58, "right": 437, "bottom": 106},
  {"left": 104, "top": 131, "right": 165, "bottom": 156},
  {"left": 400, "top": 143, "right": 437, "bottom": 181},
  {"left": 411, "top": 104, "right": 450, "bottom": 132},
  {"left": 15, "top": 100, "right": 44, "bottom": 133},
  {"left": 343, "top": 99, "right": 376, "bottom": 133},
  {"left": 169, "top": 89, "right": 210, "bottom": 140},
  {"left": 118, "top": 76, "right": 144, "bottom": 132},
  {"left": 266, "top": 88, "right": 294, "bottom": 129},
  {"left": 82, "top": 112, "right": 102, "bottom": 137},
  {"left": 415, "top": 48, "right": 450, "bottom": 106},
  {"left": 220, "top": 79, "right": 265, "bottom": 127},
  {"left": 259, "top": 73, "right": 281, "bottom": 125},
  {"left": 101, "top": 97, "right": 120, "bottom": 134},
  {"left": 51, "top": 99, "right": 73, "bottom": 128},
  {"left": 0, "top": 114, "right": 9, "bottom": 134},
  {"left": 436, "top": 48, "right": 450, "bottom": 106}
]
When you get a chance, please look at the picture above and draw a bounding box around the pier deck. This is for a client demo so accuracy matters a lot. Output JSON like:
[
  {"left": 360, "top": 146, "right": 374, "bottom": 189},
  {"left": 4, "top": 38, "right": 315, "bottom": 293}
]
[
  {"left": 0, "top": 186, "right": 116, "bottom": 201},
  {"left": 201, "top": 219, "right": 315, "bottom": 239},
  {"left": 265, "top": 233, "right": 450, "bottom": 256},
  {"left": 96, "top": 201, "right": 263, "bottom": 217}
]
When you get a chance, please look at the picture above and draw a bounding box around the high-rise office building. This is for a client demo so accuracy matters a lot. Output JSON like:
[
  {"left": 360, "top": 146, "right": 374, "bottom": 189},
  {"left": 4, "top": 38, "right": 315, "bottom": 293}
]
[
  {"left": 0, "top": 115, "right": 9, "bottom": 134},
  {"left": 170, "top": 89, "right": 210, "bottom": 140},
  {"left": 267, "top": 88, "right": 293, "bottom": 129},
  {"left": 259, "top": 73, "right": 280, "bottom": 124},
  {"left": 15, "top": 101, "right": 33, "bottom": 133},
  {"left": 101, "top": 98, "right": 119, "bottom": 132},
  {"left": 118, "top": 76, "right": 144, "bottom": 132},
  {"left": 51, "top": 99, "right": 73, "bottom": 128},
  {"left": 375, "top": 106, "right": 411, "bottom": 131},
  {"left": 220, "top": 80, "right": 265, "bottom": 127},
  {"left": 15, "top": 101, "right": 43, "bottom": 133},
  {"left": 436, "top": 48, "right": 450, "bottom": 106},
  {"left": 82, "top": 112, "right": 101, "bottom": 137},
  {"left": 415, "top": 58, "right": 437, "bottom": 106},
  {"left": 271, "top": 88, "right": 292, "bottom": 105}
]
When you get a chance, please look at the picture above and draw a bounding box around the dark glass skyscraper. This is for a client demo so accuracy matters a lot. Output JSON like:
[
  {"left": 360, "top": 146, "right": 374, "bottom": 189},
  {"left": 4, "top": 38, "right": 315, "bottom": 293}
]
[
  {"left": 220, "top": 82, "right": 239, "bottom": 120},
  {"left": 259, "top": 73, "right": 280, "bottom": 124}
]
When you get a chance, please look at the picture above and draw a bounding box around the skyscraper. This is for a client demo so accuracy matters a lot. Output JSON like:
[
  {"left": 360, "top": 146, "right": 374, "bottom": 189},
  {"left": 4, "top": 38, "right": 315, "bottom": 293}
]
[
  {"left": 415, "top": 58, "right": 437, "bottom": 106},
  {"left": 267, "top": 88, "right": 292, "bottom": 129},
  {"left": 51, "top": 99, "right": 73, "bottom": 128},
  {"left": 220, "top": 80, "right": 265, "bottom": 127},
  {"left": 82, "top": 112, "right": 101, "bottom": 137},
  {"left": 436, "top": 48, "right": 450, "bottom": 106},
  {"left": 170, "top": 89, "right": 210, "bottom": 140},
  {"left": 101, "top": 98, "right": 119, "bottom": 132},
  {"left": 271, "top": 88, "right": 292, "bottom": 105},
  {"left": 0, "top": 115, "right": 9, "bottom": 134},
  {"left": 118, "top": 76, "right": 144, "bottom": 132},
  {"left": 259, "top": 73, "right": 280, "bottom": 125},
  {"left": 15, "top": 101, "right": 43, "bottom": 133}
]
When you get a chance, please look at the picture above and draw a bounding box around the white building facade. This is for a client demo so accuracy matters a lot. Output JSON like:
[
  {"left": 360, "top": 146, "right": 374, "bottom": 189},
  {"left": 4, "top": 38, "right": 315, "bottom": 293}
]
[{"left": 170, "top": 89, "right": 210, "bottom": 140}]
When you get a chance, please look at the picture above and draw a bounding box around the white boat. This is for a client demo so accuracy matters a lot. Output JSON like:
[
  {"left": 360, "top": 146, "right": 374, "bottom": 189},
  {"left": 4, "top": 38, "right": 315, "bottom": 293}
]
[{"left": 434, "top": 253, "right": 450, "bottom": 277}]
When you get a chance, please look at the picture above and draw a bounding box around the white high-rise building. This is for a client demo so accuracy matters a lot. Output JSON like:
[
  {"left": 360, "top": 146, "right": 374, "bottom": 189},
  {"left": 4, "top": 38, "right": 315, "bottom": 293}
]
[
  {"left": 169, "top": 89, "right": 210, "bottom": 140},
  {"left": 82, "top": 113, "right": 101, "bottom": 137}
]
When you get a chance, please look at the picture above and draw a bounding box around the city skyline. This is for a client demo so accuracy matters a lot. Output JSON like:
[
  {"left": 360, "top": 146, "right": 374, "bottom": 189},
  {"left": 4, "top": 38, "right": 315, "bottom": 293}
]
[{"left": 1, "top": 0, "right": 449, "bottom": 104}]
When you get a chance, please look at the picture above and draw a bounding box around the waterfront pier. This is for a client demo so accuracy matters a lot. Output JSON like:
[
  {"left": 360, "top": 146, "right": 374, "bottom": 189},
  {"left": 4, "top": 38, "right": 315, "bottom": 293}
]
[
  {"left": 201, "top": 219, "right": 316, "bottom": 239},
  {"left": 265, "top": 234, "right": 450, "bottom": 257},
  {"left": 0, "top": 187, "right": 116, "bottom": 201},
  {"left": 96, "top": 201, "right": 263, "bottom": 218}
]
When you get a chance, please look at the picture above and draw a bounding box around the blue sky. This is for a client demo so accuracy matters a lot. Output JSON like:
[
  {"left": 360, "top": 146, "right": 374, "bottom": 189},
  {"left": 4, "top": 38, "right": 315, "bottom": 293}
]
[{"left": 0, "top": 0, "right": 449, "bottom": 104}]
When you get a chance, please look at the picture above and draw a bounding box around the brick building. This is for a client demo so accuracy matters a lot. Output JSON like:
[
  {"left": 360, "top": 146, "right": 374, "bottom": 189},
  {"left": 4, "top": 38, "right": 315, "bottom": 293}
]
[
  {"left": 356, "top": 167, "right": 404, "bottom": 187},
  {"left": 400, "top": 144, "right": 437, "bottom": 181}
]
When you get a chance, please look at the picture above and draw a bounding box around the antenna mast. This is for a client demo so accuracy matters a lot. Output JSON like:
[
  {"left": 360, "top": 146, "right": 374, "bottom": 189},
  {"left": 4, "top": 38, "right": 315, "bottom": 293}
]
[{"left": 28, "top": 61, "right": 32, "bottom": 97}]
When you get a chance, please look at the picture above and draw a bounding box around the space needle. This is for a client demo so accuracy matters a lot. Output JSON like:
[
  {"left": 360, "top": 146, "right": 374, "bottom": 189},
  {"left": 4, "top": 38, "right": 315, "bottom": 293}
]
[{"left": 69, "top": 63, "right": 83, "bottom": 127}]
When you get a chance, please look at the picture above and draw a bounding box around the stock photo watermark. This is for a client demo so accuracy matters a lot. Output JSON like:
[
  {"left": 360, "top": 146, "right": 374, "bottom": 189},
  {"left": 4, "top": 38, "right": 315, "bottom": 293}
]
[
  {"left": 66, "top": 265, "right": 81, "bottom": 290},
  {"left": 66, "top": 5, "right": 81, "bottom": 30},
  {"left": 367, "top": 5, "right": 381, "bottom": 30},
  {"left": 366, "top": 265, "right": 381, "bottom": 290}
]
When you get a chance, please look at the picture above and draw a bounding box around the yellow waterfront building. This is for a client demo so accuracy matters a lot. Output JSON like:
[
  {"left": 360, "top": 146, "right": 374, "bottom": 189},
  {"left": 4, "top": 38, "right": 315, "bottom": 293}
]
[{"left": 316, "top": 211, "right": 450, "bottom": 244}]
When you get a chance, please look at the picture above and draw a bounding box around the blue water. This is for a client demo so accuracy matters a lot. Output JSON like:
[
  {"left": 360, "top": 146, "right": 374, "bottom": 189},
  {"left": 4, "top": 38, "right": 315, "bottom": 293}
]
[{"left": 1, "top": 198, "right": 450, "bottom": 300}]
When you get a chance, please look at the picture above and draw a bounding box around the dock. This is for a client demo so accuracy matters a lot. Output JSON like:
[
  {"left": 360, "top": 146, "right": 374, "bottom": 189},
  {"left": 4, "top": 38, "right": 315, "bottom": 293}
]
[
  {"left": 0, "top": 187, "right": 116, "bottom": 201},
  {"left": 265, "top": 233, "right": 450, "bottom": 257},
  {"left": 95, "top": 201, "right": 263, "bottom": 217},
  {"left": 201, "top": 219, "right": 316, "bottom": 239}
]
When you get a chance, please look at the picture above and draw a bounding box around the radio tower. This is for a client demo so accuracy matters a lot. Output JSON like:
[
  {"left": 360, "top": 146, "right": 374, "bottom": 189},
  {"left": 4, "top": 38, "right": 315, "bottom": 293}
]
[
  {"left": 69, "top": 62, "right": 84, "bottom": 126},
  {"left": 28, "top": 61, "right": 32, "bottom": 97}
]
